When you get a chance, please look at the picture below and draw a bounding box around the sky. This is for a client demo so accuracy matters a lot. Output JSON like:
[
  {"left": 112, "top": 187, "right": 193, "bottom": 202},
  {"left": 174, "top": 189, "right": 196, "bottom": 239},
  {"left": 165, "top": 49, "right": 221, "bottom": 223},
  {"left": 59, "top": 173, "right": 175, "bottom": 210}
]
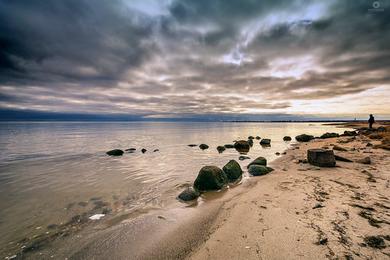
[{"left": 0, "top": 0, "right": 389, "bottom": 121}]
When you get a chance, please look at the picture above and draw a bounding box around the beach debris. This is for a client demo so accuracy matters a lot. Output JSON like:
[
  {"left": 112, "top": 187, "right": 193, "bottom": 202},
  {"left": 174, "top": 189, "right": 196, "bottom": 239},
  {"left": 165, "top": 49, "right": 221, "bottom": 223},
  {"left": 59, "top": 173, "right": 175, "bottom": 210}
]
[
  {"left": 283, "top": 136, "right": 292, "bottom": 141},
  {"left": 106, "top": 149, "right": 124, "bottom": 156},
  {"left": 320, "top": 132, "right": 340, "bottom": 139},
  {"left": 89, "top": 214, "right": 105, "bottom": 220},
  {"left": 224, "top": 144, "right": 235, "bottom": 148},
  {"left": 307, "top": 149, "right": 336, "bottom": 167},
  {"left": 188, "top": 144, "right": 197, "bottom": 147},
  {"left": 239, "top": 155, "right": 250, "bottom": 161},
  {"left": 199, "top": 144, "right": 209, "bottom": 150},
  {"left": 217, "top": 146, "right": 226, "bottom": 153},
  {"left": 363, "top": 236, "right": 386, "bottom": 249},
  {"left": 260, "top": 138, "right": 271, "bottom": 146},
  {"left": 194, "top": 166, "right": 227, "bottom": 191},
  {"left": 247, "top": 156, "right": 267, "bottom": 168},
  {"left": 178, "top": 187, "right": 200, "bottom": 201},
  {"left": 222, "top": 160, "right": 243, "bottom": 182},
  {"left": 332, "top": 145, "right": 348, "bottom": 151},
  {"left": 356, "top": 156, "right": 371, "bottom": 164},
  {"left": 141, "top": 148, "right": 147, "bottom": 153},
  {"left": 248, "top": 165, "right": 274, "bottom": 176},
  {"left": 234, "top": 140, "right": 250, "bottom": 152},
  {"left": 334, "top": 154, "right": 353, "bottom": 162},
  {"left": 295, "top": 134, "right": 314, "bottom": 142}
]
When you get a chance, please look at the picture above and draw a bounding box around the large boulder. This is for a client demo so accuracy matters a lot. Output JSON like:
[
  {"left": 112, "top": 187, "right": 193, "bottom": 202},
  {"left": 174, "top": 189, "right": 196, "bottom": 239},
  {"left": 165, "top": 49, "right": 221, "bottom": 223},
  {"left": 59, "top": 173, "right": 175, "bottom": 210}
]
[
  {"left": 194, "top": 166, "right": 228, "bottom": 191},
  {"left": 283, "top": 136, "right": 292, "bottom": 141},
  {"left": 106, "top": 149, "right": 124, "bottom": 156},
  {"left": 217, "top": 146, "right": 226, "bottom": 153},
  {"left": 234, "top": 140, "right": 250, "bottom": 152},
  {"left": 222, "top": 160, "right": 243, "bottom": 182},
  {"left": 320, "top": 132, "right": 340, "bottom": 139},
  {"left": 260, "top": 139, "right": 271, "bottom": 145},
  {"left": 199, "top": 144, "right": 209, "bottom": 150},
  {"left": 307, "top": 149, "right": 336, "bottom": 167},
  {"left": 248, "top": 165, "right": 274, "bottom": 176},
  {"left": 178, "top": 187, "right": 200, "bottom": 201},
  {"left": 247, "top": 156, "right": 267, "bottom": 168},
  {"left": 296, "top": 134, "right": 314, "bottom": 142}
]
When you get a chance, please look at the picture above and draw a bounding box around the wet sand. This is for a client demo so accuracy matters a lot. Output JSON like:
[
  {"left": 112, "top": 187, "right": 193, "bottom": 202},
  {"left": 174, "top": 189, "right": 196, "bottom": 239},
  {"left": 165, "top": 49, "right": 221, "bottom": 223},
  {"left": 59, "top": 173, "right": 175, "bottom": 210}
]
[{"left": 18, "top": 123, "right": 390, "bottom": 259}]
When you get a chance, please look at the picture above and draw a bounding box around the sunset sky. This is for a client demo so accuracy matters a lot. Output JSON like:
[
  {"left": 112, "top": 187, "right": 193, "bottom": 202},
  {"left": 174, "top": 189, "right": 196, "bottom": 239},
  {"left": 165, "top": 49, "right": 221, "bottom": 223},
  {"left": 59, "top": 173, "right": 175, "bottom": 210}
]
[{"left": 0, "top": 0, "right": 389, "bottom": 120}]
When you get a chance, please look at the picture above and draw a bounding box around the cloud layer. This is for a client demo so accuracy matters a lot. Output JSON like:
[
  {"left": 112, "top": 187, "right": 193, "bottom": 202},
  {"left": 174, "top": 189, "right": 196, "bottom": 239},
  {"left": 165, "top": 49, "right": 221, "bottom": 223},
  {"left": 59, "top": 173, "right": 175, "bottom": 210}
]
[{"left": 1, "top": 0, "right": 389, "bottom": 119}]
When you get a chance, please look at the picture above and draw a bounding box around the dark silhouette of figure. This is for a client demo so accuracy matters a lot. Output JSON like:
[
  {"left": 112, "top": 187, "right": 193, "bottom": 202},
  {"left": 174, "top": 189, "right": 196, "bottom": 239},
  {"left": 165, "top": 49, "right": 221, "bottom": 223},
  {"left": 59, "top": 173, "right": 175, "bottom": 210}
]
[{"left": 368, "top": 114, "right": 375, "bottom": 129}]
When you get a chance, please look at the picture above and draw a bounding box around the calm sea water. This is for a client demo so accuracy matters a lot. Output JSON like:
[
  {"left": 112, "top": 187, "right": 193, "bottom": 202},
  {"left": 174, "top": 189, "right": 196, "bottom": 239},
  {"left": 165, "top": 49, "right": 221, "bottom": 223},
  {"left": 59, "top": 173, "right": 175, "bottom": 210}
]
[{"left": 0, "top": 122, "right": 349, "bottom": 256}]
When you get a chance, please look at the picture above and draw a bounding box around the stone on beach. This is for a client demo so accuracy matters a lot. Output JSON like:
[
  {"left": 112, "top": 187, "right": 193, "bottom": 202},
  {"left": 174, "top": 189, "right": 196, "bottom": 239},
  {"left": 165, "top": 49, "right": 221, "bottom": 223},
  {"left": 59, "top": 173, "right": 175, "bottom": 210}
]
[
  {"left": 141, "top": 148, "right": 147, "bottom": 153},
  {"left": 224, "top": 144, "right": 235, "bottom": 148},
  {"left": 239, "top": 155, "right": 250, "bottom": 161},
  {"left": 222, "top": 160, "right": 243, "bottom": 182},
  {"left": 125, "top": 148, "right": 136, "bottom": 152},
  {"left": 178, "top": 187, "right": 200, "bottom": 201},
  {"left": 106, "top": 149, "right": 124, "bottom": 156},
  {"left": 295, "top": 134, "right": 314, "bottom": 142},
  {"left": 248, "top": 136, "right": 254, "bottom": 139},
  {"left": 334, "top": 154, "right": 353, "bottom": 162},
  {"left": 248, "top": 165, "right": 274, "bottom": 176},
  {"left": 188, "top": 144, "right": 197, "bottom": 147},
  {"left": 217, "top": 146, "right": 226, "bottom": 153},
  {"left": 283, "top": 136, "right": 292, "bottom": 141},
  {"left": 320, "top": 132, "right": 339, "bottom": 139},
  {"left": 333, "top": 145, "right": 347, "bottom": 151},
  {"left": 356, "top": 156, "right": 371, "bottom": 164},
  {"left": 260, "top": 139, "right": 271, "bottom": 145},
  {"left": 234, "top": 140, "right": 250, "bottom": 151},
  {"left": 247, "top": 156, "right": 267, "bottom": 168},
  {"left": 255, "top": 136, "right": 261, "bottom": 140},
  {"left": 194, "top": 166, "right": 227, "bottom": 191},
  {"left": 199, "top": 144, "right": 209, "bottom": 150},
  {"left": 307, "top": 149, "right": 336, "bottom": 167}
]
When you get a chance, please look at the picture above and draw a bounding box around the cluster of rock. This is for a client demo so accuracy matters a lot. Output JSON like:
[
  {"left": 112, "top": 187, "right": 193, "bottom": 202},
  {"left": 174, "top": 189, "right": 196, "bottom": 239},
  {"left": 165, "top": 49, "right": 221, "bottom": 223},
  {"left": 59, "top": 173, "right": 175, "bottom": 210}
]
[
  {"left": 178, "top": 157, "right": 274, "bottom": 202},
  {"left": 106, "top": 147, "right": 155, "bottom": 156}
]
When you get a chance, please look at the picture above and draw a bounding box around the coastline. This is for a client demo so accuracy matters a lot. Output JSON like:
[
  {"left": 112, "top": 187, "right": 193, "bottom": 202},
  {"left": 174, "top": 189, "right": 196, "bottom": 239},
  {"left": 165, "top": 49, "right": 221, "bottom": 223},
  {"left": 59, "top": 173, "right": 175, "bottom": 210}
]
[{"left": 18, "top": 123, "right": 390, "bottom": 259}]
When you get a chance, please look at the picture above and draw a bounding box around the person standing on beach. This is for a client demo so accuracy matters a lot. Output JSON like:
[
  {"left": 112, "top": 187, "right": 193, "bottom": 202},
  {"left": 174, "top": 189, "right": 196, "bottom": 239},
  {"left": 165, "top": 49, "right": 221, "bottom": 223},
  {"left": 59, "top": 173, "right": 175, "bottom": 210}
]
[{"left": 368, "top": 114, "right": 375, "bottom": 129}]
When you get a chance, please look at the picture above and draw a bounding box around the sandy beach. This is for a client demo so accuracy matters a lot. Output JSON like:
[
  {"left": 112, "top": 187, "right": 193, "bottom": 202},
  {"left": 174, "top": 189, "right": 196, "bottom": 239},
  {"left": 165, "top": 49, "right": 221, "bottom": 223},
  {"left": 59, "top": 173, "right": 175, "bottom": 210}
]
[{"left": 188, "top": 124, "right": 390, "bottom": 260}]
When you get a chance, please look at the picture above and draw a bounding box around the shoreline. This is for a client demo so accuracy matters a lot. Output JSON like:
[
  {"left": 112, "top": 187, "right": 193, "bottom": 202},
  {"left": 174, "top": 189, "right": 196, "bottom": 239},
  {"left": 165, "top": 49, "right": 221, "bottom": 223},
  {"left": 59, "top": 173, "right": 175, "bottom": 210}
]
[{"left": 12, "top": 123, "right": 390, "bottom": 259}]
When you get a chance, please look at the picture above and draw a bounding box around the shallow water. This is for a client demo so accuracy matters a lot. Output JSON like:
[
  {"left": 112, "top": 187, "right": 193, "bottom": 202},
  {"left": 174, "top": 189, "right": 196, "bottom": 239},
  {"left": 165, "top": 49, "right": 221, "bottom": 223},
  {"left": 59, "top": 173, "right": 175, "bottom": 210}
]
[{"left": 0, "top": 122, "right": 349, "bottom": 257}]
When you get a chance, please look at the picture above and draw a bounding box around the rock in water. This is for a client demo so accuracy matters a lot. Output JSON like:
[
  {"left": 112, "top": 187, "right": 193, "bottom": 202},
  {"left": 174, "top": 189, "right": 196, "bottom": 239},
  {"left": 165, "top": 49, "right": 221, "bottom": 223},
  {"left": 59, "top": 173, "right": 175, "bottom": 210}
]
[
  {"left": 248, "top": 139, "right": 254, "bottom": 147},
  {"left": 255, "top": 136, "right": 261, "bottom": 140},
  {"left": 178, "top": 187, "right": 200, "bottom": 201},
  {"left": 199, "top": 144, "right": 209, "bottom": 150},
  {"left": 307, "top": 149, "right": 336, "bottom": 167},
  {"left": 295, "top": 134, "right": 314, "bottom": 142},
  {"left": 194, "top": 166, "right": 227, "bottom": 191},
  {"left": 260, "top": 139, "right": 271, "bottom": 145},
  {"left": 234, "top": 140, "right": 250, "bottom": 153},
  {"left": 222, "top": 160, "right": 243, "bottom": 182},
  {"left": 106, "top": 149, "right": 124, "bottom": 156},
  {"left": 239, "top": 156, "right": 250, "bottom": 161},
  {"left": 356, "top": 156, "right": 371, "bottom": 164},
  {"left": 248, "top": 136, "right": 254, "bottom": 140},
  {"left": 188, "top": 144, "right": 197, "bottom": 147},
  {"left": 217, "top": 146, "right": 226, "bottom": 153},
  {"left": 141, "top": 148, "right": 147, "bottom": 153},
  {"left": 342, "top": 130, "right": 357, "bottom": 136},
  {"left": 320, "top": 132, "right": 340, "bottom": 139},
  {"left": 248, "top": 165, "right": 274, "bottom": 176},
  {"left": 247, "top": 156, "right": 267, "bottom": 168},
  {"left": 125, "top": 148, "right": 136, "bottom": 152},
  {"left": 224, "top": 144, "right": 235, "bottom": 148},
  {"left": 283, "top": 136, "right": 292, "bottom": 141}
]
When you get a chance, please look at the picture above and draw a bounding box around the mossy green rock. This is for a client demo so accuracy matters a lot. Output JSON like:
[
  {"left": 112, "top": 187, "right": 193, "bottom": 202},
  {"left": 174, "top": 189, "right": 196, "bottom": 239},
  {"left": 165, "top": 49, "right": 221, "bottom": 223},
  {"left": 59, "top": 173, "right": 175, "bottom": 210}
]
[
  {"left": 248, "top": 165, "right": 274, "bottom": 176},
  {"left": 194, "top": 166, "right": 227, "bottom": 191},
  {"left": 222, "top": 160, "right": 243, "bottom": 182},
  {"left": 247, "top": 156, "right": 267, "bottom": 168}
]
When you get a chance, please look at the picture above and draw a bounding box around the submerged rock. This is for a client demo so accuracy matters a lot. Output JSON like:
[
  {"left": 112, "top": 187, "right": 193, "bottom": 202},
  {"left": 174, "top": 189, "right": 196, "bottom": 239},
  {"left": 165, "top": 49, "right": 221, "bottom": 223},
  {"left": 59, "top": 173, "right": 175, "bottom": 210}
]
[
  {"left": 295, "top": 134, "right": 314, "bottom": 142},
  {"left": 106, "top": 149, "right": 124, "bottom": 156},
  {"left": 234, "top": 140, "right": 250, "bottom": 152},
  {"left": 283, "top": 136, "right": 292, "bottom": 141},
  {"left": 248, "top": 165, "right": 274, "bottom": 176},
  {"left": 307, "top": 149, "right": 336, "bottom": 167},
  {"left": 125, "top": 148, "right": 136, "bottom": 152},
  {"left": 188, "top": 144, "right": 197, "bottom": 147},
  {"left": 247, "top": 156, "right": 267, "bottom": 168},
  {"left": 222, "top": 160, "right": 243, "bottom": 182},
  {"left": 199, "top": 144, "right": 209, "bottom": 150},
  {"left": 178, "top": 187, "right": 200, "bottom": 201},
  {"left": 255, "top": 136, "right": 261, "bottom": 140},
  {"left": 217, "top": 146, "right": 226, "bottom": 153},
  {"left": 260, "top": 139, "right": 271, "bottom": 145},
  {"left": 141, "top": 148, "right": 147, "bottom": 153},
  {"left": 320, "top": 132, "right": 340, "bottom": 139},
  {"left": 194, "top": 166, "right": 227, "bottom": 191},
  {"left": 239, "top": 155, "right": 250, "bottom": 161}
]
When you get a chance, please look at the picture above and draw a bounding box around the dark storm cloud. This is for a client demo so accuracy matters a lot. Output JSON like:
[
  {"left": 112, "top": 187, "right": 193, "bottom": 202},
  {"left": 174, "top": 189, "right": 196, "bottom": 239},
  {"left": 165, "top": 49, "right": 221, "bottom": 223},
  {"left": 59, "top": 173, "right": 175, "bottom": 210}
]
[{"left": 0, "top": 0, "right": 389, "bottom": 118}]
